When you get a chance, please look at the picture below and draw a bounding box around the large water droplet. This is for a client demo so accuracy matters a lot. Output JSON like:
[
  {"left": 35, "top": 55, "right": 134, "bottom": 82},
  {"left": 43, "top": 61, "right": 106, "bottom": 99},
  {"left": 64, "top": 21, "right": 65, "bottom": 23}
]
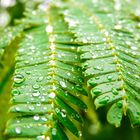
[{"left": 14, "top": 74, "right": 25, "bottom": 84}]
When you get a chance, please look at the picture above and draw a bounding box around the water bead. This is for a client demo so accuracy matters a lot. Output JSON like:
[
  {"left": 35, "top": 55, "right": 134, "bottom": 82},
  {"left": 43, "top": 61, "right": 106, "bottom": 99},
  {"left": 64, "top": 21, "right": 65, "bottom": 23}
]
[
  {"left": 14, "top": 74, "right": 25, "bottom": 84},
  {"left": 15, "top": 127, "right": 21, "bottom": 134}
]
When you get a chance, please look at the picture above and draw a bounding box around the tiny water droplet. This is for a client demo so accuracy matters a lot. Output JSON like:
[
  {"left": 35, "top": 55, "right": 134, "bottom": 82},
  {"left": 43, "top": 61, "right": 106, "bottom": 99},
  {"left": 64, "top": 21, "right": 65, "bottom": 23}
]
[
  {"left": 32, "top": 84, "right": 40, "bottom": 90},
  {"left": 11, "top": 89, "right": 20, "bottom": 96},
  {"left": 46, "top": 25, "right": 53, "bottom": 33},
  {"left": 49, "top": 92, "right": 56, "bottom": 98},
  {"left": 88, "top": 79, "right": 97, "bottom": 87},
  {"left": 15, "top": 107, "right": 20, "bottom": 112},
  {"left": 92, "top": 88, "right": 102, "bottom": 95},
  {"left": 78, "top": 131, "right": 82, "bottom": 137},
  {"left": 112, "top": 88, "right": 119, "bottom": 95},
  {"left": 107, "top": 75, "right": 113, "bottom": 81},
  {"left": 29, "top": 105, "right": 35, "bottom": 111},
  {"left": 117, "top": 101, "right": 123, "bottom": 108},
  {"left": 33, "top": 115, "right": 40, "bottom": 121},
  {"left": 99, "top": 96, "right": 110, "bottom": 105},
  {"left": 36, "top": 76, "right": 44, "bottom": 82},
  {"left": 60, "top": 81, "right": 67, "bottom": 88},
  {"left": 15, "top": 127, "right": 21, "bottom": 134},
  {"left": 32, "top": 91, "right": 40, "bottom": 97},
  {"left": 52, "top": 128, "right": 57, "bottom": 135}
]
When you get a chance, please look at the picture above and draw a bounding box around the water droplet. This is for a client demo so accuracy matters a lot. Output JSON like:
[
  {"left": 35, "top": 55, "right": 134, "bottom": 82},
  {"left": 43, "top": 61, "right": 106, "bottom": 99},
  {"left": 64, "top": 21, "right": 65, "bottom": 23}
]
[
  {"left": 112, "top": 88, "right": 119, "bottom": 95},
  {"left": 117, "top": 101, "right": 123, "bottom": 108},
  {"left": 32, "top": 91, "right": 40, "bottom": 97},
  {"left": 14, "top": 74, "right": 25, "bottom": 84},
  {"left": 131, "top": 46, "right": 137, "bottom": 50},
  {"left": 94, "top": 66, "right": 103, "bottom": 71},
  {"left": 99, "top": 96, "right": 110, "bottom": 105},
  {"left": 67, "top": 72, "right": 71, "bottom": 76},
  {"left": 107, "top": 75, "right": 113, "bottom": 81},
  {"left": 29, "top": 106, "right": 35, "bottom": 111},
  {"left": 91, "top": 88, "right": 102, "bottom": 95},
  {"left": 51, "top": 128, "right": 57, "bottom": 135},
  {"left": 78, "top": 131, "right": 82, "bottom": 137},
  {"left": 36, "top": 76, "right": 44, "bottom": 82},
  {"left": 11, "top": 89, "right": 20, "bottom": 96},
  {"left": 15, "top": 107, "right": 20, "bottom": 112},
  {"left": 33, "top": 115, "right": 40, "bottom": 121},
  {"left": 88, "top": 79, "right": 97, "bottom": 87},
  {"left": 41, "top": 116, "right": 47, "bottom": 121},
  {"left": 114, "top": 24, "right": 122, "bottom": 30},
  {"left": 45, "top": 25, "right": 53, "bottom": 33},
  {"left": 60, "top": 81, "right": 67, "bottom": 88},
  {"left": 15, "top": 127, "right": 21, "bottom": 134},
  {"left": 49, "top": 92, "right": 56, "bottom": 98},
  {"left": 25, "top": 71, "right": 31, "bottom": 75},
  {"left": 32, "top": 84, "right": 40, "bottom": 90},
  {"left": 61, "top": 111, "right": 66, "bottom": 118}
]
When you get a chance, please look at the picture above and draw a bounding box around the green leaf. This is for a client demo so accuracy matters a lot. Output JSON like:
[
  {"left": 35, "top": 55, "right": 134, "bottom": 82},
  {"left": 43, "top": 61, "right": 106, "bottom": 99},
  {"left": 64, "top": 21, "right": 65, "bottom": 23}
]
[
  {"left": 5, "top": 5, "right": 87, "bottom": 139},
  {"left": 60, "top": 0, "right": 140, "bottom": 127}
]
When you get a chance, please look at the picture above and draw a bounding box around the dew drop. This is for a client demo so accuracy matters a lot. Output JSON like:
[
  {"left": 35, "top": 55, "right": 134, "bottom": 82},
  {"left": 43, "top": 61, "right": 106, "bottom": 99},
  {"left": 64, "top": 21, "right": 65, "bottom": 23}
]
[
  {"left": 87, "top": 79, "right": 97, "bottom": 87},
  {"left": 32, "top": 84, "right": 40, "bottom": 90},
  {"left": 117, "top": 101, "right": 123, "bottom": 108},
  {"left": 99, "top": 96, "right": 110, "bottom": 105},
  {"left": 33, "top": 115, "right": 40, "bottom": 121},
  {"left": 131, "top": 46, "right": 137, "bottom": 50},
  {"left": 114, "top": 24, "right": 122, "bottom": 30},
  {"left": 112, "top": 88, "right": 119, "bottom": 95},
  {"left": 29, "top": 105, "right": 35, "bottom": 111},
  {"left": 32, "top": 91, "right": 40, "bottom": 97},
  {"left": 107, "top": 75, "right": 113, "bottom": 81},
  {"left": 78, "top": 131, "right": 82, "bottom": 137},
  {"left": 45, "top": 25, "right": 53, "bottom": 33},
  {"left": 60, "top": 81, "right": 67, "bottom": 88},
  {"left": 49, "top": 92, "right": 56, "bottom": 98},
  {"left": 92, "top": 88, "right": 102, "bottom": 95},
  {"left": 15, "top": 107, "right": 20, "bottom": 112},
  {"left": 36, "top": 76, "right": 44, "bottom": 82},
  {"left": 14, "top": 74, "right": 25, "bottom": 84},
  {"left": 67, "top": 72, "right": 71, "bottom": 76},
  {"left": 15, "top": 127, "right": 21, "bottom": 134},
  {"left": 11, "top": 89, "right": 20, "bottom": 96},
  {"left": 51, "top": 128, "right": 57, "bottom": 135},
  {"left": 61, "top": 111, "right": 66, "bottom": 118}
]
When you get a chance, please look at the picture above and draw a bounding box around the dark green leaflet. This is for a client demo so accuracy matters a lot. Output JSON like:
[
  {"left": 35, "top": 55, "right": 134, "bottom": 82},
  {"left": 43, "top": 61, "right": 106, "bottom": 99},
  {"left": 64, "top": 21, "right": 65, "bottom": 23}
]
[
  {"left": 5, "top": 5, "right": 87, "bottom": 140},
  {"left": 59, "top": 0, "right": 140, "bottom": 127}
]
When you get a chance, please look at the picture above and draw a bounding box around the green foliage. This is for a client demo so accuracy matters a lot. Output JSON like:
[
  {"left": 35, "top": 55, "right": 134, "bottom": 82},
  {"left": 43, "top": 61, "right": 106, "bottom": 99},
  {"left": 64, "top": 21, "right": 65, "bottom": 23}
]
[{"left": 0, "top": 0, "right": 140, "bottom": 140}]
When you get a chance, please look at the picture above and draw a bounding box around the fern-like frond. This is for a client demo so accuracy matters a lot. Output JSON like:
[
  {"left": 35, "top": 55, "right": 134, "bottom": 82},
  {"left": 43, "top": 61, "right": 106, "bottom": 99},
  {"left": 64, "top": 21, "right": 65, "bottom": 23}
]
[
  {"left": 5, "top": 5, "right": 87, "bottom": 139},
  {"left": 60, "top": 0, "right": 140, "bottom": 127}
]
